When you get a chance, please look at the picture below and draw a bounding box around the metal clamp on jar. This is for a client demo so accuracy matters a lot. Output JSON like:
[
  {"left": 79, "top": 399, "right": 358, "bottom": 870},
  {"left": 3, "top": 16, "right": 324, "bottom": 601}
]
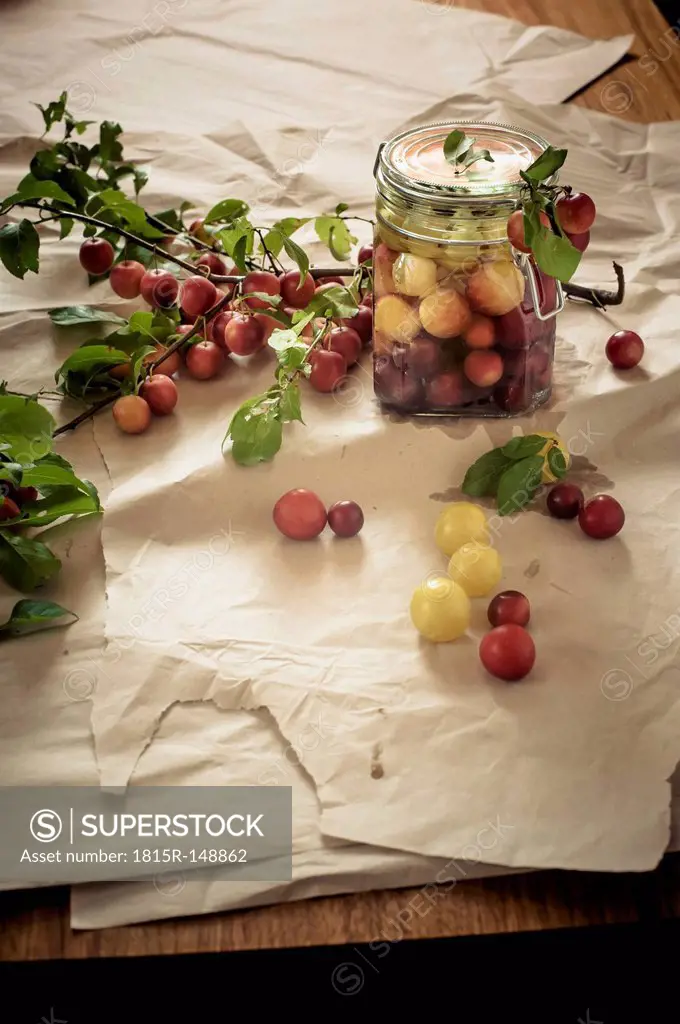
[{"left": 372, "top": 121, "right": 563, "bottom": 417}]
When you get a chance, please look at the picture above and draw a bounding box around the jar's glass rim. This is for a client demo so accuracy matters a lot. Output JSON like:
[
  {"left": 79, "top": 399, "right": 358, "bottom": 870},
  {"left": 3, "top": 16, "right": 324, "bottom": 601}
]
[{"left": 377, "top": 120, "right": 552, "bottom": 205}]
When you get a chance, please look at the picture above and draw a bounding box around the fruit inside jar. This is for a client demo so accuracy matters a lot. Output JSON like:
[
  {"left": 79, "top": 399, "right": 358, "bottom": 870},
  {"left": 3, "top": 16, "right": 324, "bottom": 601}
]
[{"left": 372, "top": 121, "right": 561, "bottom": 417}]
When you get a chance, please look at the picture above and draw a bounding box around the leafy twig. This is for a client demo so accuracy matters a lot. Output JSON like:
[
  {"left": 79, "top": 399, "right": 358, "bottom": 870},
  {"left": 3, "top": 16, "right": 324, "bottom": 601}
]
[
  {"left": 17, "top": 201, "right": 242, "bottom": 283},
  {"left": 53, "top": 294, "right": 232, "bottom": 436}
]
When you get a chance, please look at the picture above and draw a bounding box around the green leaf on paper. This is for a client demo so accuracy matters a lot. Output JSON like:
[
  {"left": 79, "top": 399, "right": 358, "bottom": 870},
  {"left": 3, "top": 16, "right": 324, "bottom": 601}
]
[
  {"left": 497, "top": 456, "right": 544, "bottom": 516},
  {"left": 461, "top": 448, "right": 512, "bottom": 498},
  {"left": 0, "top": 533, "right": 61, "bottom": 591},
  {"left": 49, "top": 306, "right": 127, "bottom": 327},
  {"left": 0, "top": 397, "right": 54, "bottom": 462},
  {"left": 231, "top": 415, "right": 283, "bottom": 466},
  {"left": 0, "top": 599, "right": 77, "bottom": 639},
  {"left": 0, "top": 220, "right": 40, "bottom": 280},
  {"left": 547, "top": 446, "right": 568, "bottom": 480},
  {"left": 279, "top": 385, "right": 303, "bottom": 424},
  {"left": 55, "top": 345, "right": 129, "bottom": 381},
  {"left": 502, "top": 435, "right": 547, "bottom": 460},
  {"left": 12, "top": 487, "right": 101, "bottom": 528}
]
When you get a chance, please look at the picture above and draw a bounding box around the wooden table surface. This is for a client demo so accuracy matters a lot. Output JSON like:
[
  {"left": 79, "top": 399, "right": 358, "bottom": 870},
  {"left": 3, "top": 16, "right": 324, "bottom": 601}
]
[{"left": 3, "top": 0, "right": 680, "bottom": 962}]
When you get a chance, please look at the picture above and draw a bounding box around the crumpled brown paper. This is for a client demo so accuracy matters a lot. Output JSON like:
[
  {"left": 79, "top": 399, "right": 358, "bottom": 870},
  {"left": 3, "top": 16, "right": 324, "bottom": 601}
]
[
  {"left": 86, "top": 90, "right": 680, "bottom": 874},
  {"left": 6, "top": 0, "right": 675, "bottom": 933}
]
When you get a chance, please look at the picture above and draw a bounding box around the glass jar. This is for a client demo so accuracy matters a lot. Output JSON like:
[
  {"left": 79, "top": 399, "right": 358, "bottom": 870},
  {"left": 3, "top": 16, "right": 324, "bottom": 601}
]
[{"left": 372, "top": 121, "right": 564, "bottom": 416}]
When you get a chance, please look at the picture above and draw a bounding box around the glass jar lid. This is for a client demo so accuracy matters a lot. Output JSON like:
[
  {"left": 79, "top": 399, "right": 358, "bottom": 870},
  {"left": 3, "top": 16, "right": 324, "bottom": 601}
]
[{"left": 376, "top": 121, "right": 550, "bottom": 208}]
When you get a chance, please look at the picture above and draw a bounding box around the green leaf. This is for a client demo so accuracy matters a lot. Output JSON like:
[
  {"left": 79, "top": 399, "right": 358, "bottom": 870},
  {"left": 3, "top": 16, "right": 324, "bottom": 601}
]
[
  {"left": 520, "top": 199, "right": 542, "bottom": 252},
  {"left": 225, "top": 397, "right": 265, "bottom": 444},
  {"left": 59, "top": 218, "right": 74, "bottom": 240},
  {"left": 0, "top": 533, "right": 61, "bottom": 591},
  {"left": 29, "top": 149, "right": 63, "bottom": 181},
  {"left": 133, "top": 169, "right": 148, "bottom": 196},
  {"left": 531, "top": 227, "right": 581, "bottom": 283},
  {"left": 502, "top": 435, "right": 548, "bottom": 460},
  {"left": 127, "top": 311, "right": 155, "bottom": 338},
  {"left": 242, "top": 291, "right": 282, "bottom": 309},
  {"left": 72, "top": 119, "right": 95, "bottom": 136},
  {"left": 443, "top": 130, "right": 469, "bottom": 164},
  {"left": 315, "top": 216, "right": 356, "bottom": 260},
  {"left": 153, "top": 203, "right": 192, "bottom": 233},
  {"left": 305, "top": 285, "right": 358, "bottom": 320},
  {"left": 33, "top": 92, "right": 67, "bottom": 133},
  {"left": 269, "top": 331, "right": 309, "bottom": 372},
  {"left": 216, "top": 217, "right": 254, "bottom": 260},
  {"left": 49, "top": 306, "right": 127, "bottom": 327},
  {"left": 0, "top": 396, "right": 54, "bottom": 462},
  {"left": 462, "top": 148, "right": 494, "bottom": 171},
  {"left": 231, "top": 414, "right": 283, "bottom": 466},
  {"left": 262, "top": 218, "right": 310, "bottom": 257},
  {"left": 547, "top": 446, "right": 567, "bottom": 480},
  {"left": 335, "top": 202, "right": 349, "bottom": 216},
  {"left": 56, "top": 345, "right": 129, "bottom": 380},
  {"left": 55, "top": 140, "right": 92, "bottom": 172},
  {"left": 0, "top": 463, "right": 24, "bottom": 487},
  {"left": 14, "top": 487, "right": 101, "bottom": 528},
  {"left": 130, "top": 344, "right": 157, "bottom": 387},
  {"left": 204, "top": 198, "right": 250, "bottom": 225},
  {"left": 0, "top": 220, "right": 40, "bottom": 280},
  {"left": 12, "top": 173, "right": 76, "bottom": 206},
  {"left": 523, "top": 146, "right": 567, "bottom": 183},
  {"left": 279, "top": 385, "right": 304, "bottom": 424},
  {"left": 232, "top": 234, "right": 250, "bottom": 273},
  {"left": 0, "top": 599, "right": 77, "bottom": 639},
  {"left": 35, "top": 453, "right": 73, "bottom": 471},
  {"left": 497, "top": 456, "right": 544, "bottom": 516},
  {"left": 97, "top": 121, "right": 123, "bottom": 163},
  {"left": 281, "top": 234, "right": 310, "bottom": 278},
  {"left": 20, "top": 460, "right": 82, "bottom": 491},
  {"left": 88, "top": 189, "right": 164, "bottom": 238},
  {"left": 461, "top": 448, "right": 512, "bottom": 498}
]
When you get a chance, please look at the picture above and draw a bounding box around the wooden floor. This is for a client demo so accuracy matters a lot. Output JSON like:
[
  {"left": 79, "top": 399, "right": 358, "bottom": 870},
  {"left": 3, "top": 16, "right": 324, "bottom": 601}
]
[
  {"left": 454, "top": 0, "right": 680, "bottom": 122},
  {"left": 2, "top": 0, "right": 680, "bottom": 960}
]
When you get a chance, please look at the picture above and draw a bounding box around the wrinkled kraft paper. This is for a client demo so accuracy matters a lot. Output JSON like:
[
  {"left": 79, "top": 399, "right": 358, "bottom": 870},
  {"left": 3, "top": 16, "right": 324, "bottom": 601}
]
[{"left": 5, "top": 0, "right": 678, "bottom": 934}]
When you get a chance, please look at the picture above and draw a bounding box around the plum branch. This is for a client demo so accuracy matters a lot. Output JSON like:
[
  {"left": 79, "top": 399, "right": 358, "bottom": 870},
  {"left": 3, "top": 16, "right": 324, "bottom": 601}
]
[
  {"left": 53, "top": 293, "right": 233, "bottom": 437},
  {"left": 18, "top": 201, "right": 243, "bottom": 283},
  {"left": 563, "top": 262, "right": 625, "bottom": 308},
  {"left": 16, "top": 199, "right": 364, "bottom": 284}
]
